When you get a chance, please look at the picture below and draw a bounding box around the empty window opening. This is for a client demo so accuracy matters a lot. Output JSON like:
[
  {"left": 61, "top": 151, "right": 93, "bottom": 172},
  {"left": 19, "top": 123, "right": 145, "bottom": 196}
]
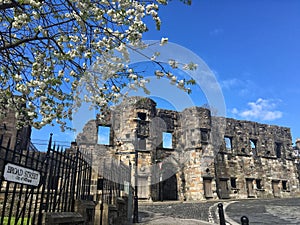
[
  {"left": 250, "top": 139, "right": 257, "bottom": 157},
  {"left": 230, "top": 177, "right": 237, "bottom": 189},
  {"left": 162, "top": 132, "right": 172, "bottom": 149},
  {"left": 98, "top": 126, "right": 110, "bottom": 145},
  {"left": 282, "top": 180, "right": 288, "bottom": 191},
  {"left": 275, "top": 142, "right": 282, "bottom": 158},
  {"left": 250, "top": 139, "right": 256, "bottom": 149},
  {"left": 256, "top": 179, "right": 262, "bottom": 189},
  {"left": 224, "top": 137, "right": 232, "bottom": 151},
  {"left": 137, "top": 112, "right": 146, "bottom": 121}
]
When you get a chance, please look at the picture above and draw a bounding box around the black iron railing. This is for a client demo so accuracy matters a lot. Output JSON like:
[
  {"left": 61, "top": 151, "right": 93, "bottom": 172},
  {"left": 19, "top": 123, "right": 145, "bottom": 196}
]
[
  {"left": 0, "top": 134, "right": 92, "bottom": 224},
  {"left": 99, "top": 158, "right": 131, "bottom": 205},
  {"left": 98, "top": 157, "right": 131, "bottom": 225}
]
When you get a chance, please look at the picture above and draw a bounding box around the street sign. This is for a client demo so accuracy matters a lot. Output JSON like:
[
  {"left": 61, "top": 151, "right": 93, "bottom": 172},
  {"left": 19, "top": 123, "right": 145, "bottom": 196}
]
[{"left": 3, "top": 163, "right": 40, "bottom": 187}]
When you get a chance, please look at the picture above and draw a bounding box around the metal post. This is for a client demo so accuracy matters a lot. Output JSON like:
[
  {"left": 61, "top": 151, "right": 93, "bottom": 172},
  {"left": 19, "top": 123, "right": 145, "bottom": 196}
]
[
  {"left": 218, "top": 203, "right": 226, "bottom": 225},
  {"left": 133, "top": 149, "right": 139, "bottom": 223},
  {"left": 100, "top": 162, "right": 105, "bottom": 225},
  {"left": 241, "top": 216, "right": 249, "bottom": 225},
  {"left": 159, "top": 168, "right": 163, "bottom": 202},
  {"left": 127, "top": 161, "right": 133, "bottom": 224}
]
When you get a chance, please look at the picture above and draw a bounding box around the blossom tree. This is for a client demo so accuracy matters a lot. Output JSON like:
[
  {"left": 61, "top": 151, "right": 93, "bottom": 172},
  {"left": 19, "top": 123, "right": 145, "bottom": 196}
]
[{"left": 0, "top": 0, "right": 194, "bottom": 131}]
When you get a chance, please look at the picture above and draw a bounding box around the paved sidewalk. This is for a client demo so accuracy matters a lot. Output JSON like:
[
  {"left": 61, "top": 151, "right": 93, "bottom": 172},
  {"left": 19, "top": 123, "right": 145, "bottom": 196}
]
[{"left": 136, "top": 210, "right": 217, "bottom": 225}]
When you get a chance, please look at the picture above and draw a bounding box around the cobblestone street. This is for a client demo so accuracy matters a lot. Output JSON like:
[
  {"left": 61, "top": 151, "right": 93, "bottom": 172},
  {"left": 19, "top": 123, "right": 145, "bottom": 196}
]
[
  {"left": 138, "top": 198, "right": 300, "bottom": 225},
  {"left": 225, "top": 198, "right": 300, "bottom": 225},
  {"left": 139, "top": 201, "right": 218, "bottom": 224}
]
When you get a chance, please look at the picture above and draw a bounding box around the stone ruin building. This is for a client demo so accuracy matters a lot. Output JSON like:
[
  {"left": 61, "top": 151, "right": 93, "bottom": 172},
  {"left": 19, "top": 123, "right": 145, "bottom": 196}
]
[
  {"left": 77, "top": 97, "right": 300, "bottom": 201},
  {"left": 0, "top": 108, "right": 32, "bottom": 151}
]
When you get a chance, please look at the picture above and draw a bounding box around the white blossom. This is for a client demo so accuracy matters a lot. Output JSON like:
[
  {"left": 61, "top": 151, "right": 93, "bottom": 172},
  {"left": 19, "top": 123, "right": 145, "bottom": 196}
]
[
  {"left": 155, "top": 70, "right": 164, "bottom": 77},
  {"left": 0, "top": 0, "right": 193, "bottom": 130},
  {"left": 183, "top": 62, "right": 198, "bottom": 71},
  {"left": 160, "top": 37, "right": 168, "bottom": 46},
  {"left": 168, "top": 59, "right": 178, "bottom": 69}
]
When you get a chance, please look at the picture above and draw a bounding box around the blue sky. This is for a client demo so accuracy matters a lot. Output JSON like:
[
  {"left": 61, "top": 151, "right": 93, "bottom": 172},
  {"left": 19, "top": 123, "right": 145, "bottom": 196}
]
[
  {"left": 32, "top": 0, "right": 300, "bottom": 149},
  {"left": 143, "top": 0, "right": 300, "bottom": 141}
]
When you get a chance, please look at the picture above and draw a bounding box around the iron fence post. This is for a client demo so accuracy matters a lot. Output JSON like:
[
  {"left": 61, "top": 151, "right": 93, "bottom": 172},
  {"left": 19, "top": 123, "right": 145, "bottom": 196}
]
[
  {"left": 133, "top": 148, "right": 139, "bottom": 223},
  {"left": 37, "top": 133, "right": 52, "bottom": 224},
  {"left": 218, "top": 203, "right": 226, "bottom": 225},
  {"left": 241, "top": 216, "right": 249, "bottom": 225},
  {"left": 100, "top": 161, "right": 105, "bottom": 225}
]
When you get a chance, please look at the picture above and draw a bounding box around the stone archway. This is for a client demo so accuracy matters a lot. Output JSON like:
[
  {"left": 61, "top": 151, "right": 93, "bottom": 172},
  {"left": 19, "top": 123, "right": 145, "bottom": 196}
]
[
  {"left": 160, "top": 162, "right": 178, "bottom": 201},
  {"left": 162, "top": 172, "right": 178, "bottom": 200},
  {"left": 151, "top": 161, "right": 179, "bottom": 201}
]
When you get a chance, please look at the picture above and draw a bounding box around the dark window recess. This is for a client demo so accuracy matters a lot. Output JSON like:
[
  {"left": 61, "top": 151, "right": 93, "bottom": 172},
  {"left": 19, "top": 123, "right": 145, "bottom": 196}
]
[
  {"left": 230, "top": 177, "right": 237, "bottom": 189},
  {"left": 282, "top": 180, "right": 288, "bottom": 190},
  {"left": 97, "top": 178, "right": 104, "bottom": 190},
  {"left": 137, "top": 112, "right": 146, "bottom": 121},
  {"left": 224, "top": 137, "right": 232, "bottom": 151},
  {"left": 256, "top": 179, "right": 262, "bottom": 189},
  {"left": 275, "top": 142, "right": 282, "bottom": 158},
  {"left": 201, "top": 130, "right": 209, "bottom": 142},
  {"left": 137, "top": 119, "right": 149, "bottom": 137}
]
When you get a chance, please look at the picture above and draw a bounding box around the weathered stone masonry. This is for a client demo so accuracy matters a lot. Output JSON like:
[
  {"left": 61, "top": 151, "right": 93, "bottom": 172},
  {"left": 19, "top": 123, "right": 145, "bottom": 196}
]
[{"left": 77, "top": 97, "right": 300, "bottom": 201}]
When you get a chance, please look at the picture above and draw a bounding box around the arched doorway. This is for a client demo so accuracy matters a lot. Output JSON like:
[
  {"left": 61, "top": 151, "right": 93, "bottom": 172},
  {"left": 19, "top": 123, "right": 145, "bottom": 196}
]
[
  {"left": 162, "top": 173, "right": 178, "bottom": 200},
  {"left": 151, "top": 162, "right": 179, "bottom": 201}
]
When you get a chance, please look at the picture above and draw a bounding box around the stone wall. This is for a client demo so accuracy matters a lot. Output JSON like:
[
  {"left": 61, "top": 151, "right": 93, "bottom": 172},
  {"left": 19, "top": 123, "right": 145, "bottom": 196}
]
[
  {"left": 0, "top": 108, "right": 31, "bottom": 150},
  {"left": 214, "top": 118, "right": 299, "bottom": 199},
  {"left": 77, "top": 97, "right": 300, "bottom": 202}
]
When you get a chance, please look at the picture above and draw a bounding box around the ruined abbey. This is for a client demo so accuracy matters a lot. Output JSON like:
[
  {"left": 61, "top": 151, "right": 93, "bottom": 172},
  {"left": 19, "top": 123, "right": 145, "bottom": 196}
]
[{"left": 77, "top": 97, "right": 300, "bottom": 201}]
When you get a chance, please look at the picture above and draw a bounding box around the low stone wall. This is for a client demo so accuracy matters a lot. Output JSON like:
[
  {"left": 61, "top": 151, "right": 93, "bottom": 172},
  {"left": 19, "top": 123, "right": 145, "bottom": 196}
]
[
  {"left": 109, "top": 197, "right": 130, "bottom": 225},
  {"left": 94, "top": 196, "right": 132, "bottom": 225},
  {"left": 74, "top": 200, "right": 96, "bottom": 225},
  {"left": 43, "top": 212, "right": 85, "bottom": 225},
  {"left": 42, "top": 200, "right": 96, "bottom": 225}
]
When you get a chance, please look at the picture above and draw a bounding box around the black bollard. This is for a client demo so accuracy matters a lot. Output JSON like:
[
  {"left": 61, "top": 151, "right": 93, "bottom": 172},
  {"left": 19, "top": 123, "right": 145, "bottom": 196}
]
[
  {"left": 218, "top": 203, "right": 226, "bottom": 225},
  {"left": 241, "top": 216, "right": 249, "bottom": 225}
]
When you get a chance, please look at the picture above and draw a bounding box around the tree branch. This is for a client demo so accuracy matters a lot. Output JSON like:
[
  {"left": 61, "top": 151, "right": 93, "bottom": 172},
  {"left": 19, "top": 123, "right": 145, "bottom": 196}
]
[
  {"left": 0, "top": 0, "right": 24, "bottom": 10},
  {"left": 0, "top": 34, "right": 49, "bottom": 52}
]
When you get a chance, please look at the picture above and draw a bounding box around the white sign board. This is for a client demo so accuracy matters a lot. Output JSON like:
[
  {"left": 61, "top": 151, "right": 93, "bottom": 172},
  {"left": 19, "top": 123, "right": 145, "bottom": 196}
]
[{"left": 3, "top": 163, "right": 40, "bottom": 187}]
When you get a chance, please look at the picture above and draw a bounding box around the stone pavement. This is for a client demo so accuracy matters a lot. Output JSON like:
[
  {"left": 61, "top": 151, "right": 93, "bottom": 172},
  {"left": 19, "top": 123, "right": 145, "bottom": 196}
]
[
  {"left": 225, "top": 198, "right": 300, "bottom": 225},
  {"left": 137, "top": 210, "right": 217, "bottom": 225},
  {"left": 136, "top": 201, "right": 218, "bottom": 225},
  {"left": 134, "top": 198, "right": 300, "bottom": 225}
]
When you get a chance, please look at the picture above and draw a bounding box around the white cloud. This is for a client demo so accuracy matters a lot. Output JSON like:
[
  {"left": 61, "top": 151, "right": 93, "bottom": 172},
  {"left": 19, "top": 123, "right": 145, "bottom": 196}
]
[
  {"left": 232, "top": 98, "right": 283, "bottom": 121},
  {"left": 221, "top": 78, "right": 257, "bottom": 97}
]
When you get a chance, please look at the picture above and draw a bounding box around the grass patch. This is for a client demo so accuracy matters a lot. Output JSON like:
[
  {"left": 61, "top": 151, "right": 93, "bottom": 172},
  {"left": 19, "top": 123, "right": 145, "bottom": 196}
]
[{"left": 0, "top": 217, "right": 31, "bottom": 225}]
